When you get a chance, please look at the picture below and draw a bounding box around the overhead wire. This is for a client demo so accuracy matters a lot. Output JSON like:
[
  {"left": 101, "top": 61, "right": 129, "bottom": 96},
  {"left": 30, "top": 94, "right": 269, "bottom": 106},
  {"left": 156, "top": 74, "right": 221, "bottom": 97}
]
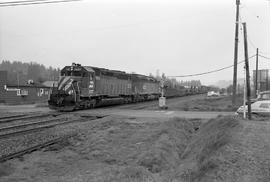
[
  {"left": 0, "top": 0, "right": 51, "bottom": 5},
  {"left": 0, "top": 0, "right": 82, "bottom": 7},
  {"left": 259, "top": 54, "right": 270, "bottom": 60},
  {"left": 167, "top": 55, "right": 256, "bottom": 78}
]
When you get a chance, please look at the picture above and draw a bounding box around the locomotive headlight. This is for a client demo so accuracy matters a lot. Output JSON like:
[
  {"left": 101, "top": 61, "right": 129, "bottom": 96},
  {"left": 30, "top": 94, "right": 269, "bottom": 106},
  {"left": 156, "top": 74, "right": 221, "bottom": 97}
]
[{"left": 68, "top": 90, "right": 73, "bottom": 95}]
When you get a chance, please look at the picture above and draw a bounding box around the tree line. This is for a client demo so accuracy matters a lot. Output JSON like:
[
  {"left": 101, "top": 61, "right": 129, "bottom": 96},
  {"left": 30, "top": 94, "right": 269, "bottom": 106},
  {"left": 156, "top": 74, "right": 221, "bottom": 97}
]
[
  {"left": 0, "top": 60, "right": 60, "bottom": 85},
  {"left": 150, "top": 72, "right": 201, "bottom": 89},
  {"left": 1, "top": 61, "right": 202, "bottom": 89}
]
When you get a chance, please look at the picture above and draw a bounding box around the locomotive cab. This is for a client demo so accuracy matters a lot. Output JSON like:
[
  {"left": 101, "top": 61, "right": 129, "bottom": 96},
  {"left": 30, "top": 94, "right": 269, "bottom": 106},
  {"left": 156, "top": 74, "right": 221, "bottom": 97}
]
[{"left": 48, "top": 63, "right": 96, "bottom": 110}]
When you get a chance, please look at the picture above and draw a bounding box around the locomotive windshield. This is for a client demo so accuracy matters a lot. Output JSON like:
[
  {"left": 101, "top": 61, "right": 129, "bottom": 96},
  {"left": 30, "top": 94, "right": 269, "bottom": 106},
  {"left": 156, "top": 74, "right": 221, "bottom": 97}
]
[{"left": 61, "top": 71, "right": 88, "bottom": 77}]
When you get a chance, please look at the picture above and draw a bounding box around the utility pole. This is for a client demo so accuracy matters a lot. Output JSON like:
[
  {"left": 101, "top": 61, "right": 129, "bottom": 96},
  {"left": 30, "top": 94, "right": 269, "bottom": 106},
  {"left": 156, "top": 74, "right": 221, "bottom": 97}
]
[
  {"left": 243, "top": 22, "right": 252, "bottom": 120},
  {"left": 243, "top": 67, "right": 246, "bottom": 119},
  {"left": 255, "top": 48, "right": 259, "bottom": 96},
  {"left": 232, "top": 0, "right": 240, "bottom": 105}
]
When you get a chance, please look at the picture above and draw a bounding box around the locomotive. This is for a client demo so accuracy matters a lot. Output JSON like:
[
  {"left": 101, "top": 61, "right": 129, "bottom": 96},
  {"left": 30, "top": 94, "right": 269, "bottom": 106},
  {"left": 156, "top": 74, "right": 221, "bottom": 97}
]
[
  {"left": 48, "top": 63, "right": 160, "bottom": 111},
  {"left": 48, "top": 63, "right": 208, "bottom": 111}
]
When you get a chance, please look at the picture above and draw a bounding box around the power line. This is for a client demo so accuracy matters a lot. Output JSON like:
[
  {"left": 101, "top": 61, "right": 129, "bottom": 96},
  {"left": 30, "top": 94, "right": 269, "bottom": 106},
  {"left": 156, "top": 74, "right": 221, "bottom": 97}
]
[
  {"left": 0, "top": 0, "right": 82, "bottom": 7},
  {"left": 259, "top": 54, "right": 270, "bottom": 60},
  {"left": 167, "top": 55, "right": 256, "bottom": 78},
  {"left": 0, "top": 0, "right": 49, "bottom": 5}
]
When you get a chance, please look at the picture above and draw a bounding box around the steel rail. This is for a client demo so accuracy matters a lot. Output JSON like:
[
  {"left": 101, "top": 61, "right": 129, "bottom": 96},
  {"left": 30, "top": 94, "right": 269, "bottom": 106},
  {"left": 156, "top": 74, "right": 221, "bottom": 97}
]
[
  {"left": 0, "top": 114, "right": 26, "bottom": 120},
  {"left": 0, "top": 113, "right": 61, "bottom": 123},
  {"left": 0, "top": 118, "right": 88, "bottom": 139},
  {"left": 0, "top": 134, "right": 75, "bottom": 162},
  {"left": 0, "top": 117, "right": 66, "bottom": 132}
]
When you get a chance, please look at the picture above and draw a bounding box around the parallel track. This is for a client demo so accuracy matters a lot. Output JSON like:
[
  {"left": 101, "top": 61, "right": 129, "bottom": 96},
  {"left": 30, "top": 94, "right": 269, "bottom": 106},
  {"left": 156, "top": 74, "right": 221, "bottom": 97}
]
[
  {"left": 0, "top": 113, "right": 59, "bottom": 123},
  {"left": 0, "top": 115, "right": 105, "bottom": 162},
  {"left": 0, "top": 135, "right": 75, "bottom": 162},
  {"left": 0, "top": 117, "right": 88, "bottom": 139},
  {"left": 0, "top": 114, "right": 27, "bottom": 120}
]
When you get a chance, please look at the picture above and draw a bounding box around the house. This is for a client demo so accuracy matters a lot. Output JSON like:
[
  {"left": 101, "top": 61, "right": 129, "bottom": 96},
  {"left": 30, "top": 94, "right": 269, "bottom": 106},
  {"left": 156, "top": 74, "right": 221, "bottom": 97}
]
[
  {"left": 0, "top": 71, "right": 51, "bottom": 105},
  {"left": 42, "top": 81, "right": 58, "bottom": 88}
]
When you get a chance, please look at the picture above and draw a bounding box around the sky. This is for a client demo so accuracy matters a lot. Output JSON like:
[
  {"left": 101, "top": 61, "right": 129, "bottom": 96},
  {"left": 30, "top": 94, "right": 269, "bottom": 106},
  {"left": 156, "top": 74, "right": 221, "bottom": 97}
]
[{"left": 0, "top": 0, "right": 270, "bottom": 85}]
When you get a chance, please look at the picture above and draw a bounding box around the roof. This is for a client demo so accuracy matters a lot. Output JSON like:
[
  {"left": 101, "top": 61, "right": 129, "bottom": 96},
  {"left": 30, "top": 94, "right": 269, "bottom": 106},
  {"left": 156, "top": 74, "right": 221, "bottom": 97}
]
[
  {"left": 61, "top": 64, "right": 157, "bottom": 82},
  {"left": 6, "top": 83, "right": 50, "bottom": 89},
  {"left": 42, "top": 81, "right": 58, "bottom": 87},
  {"left": 83, "top": 66, "right": 95, "bottom": 73},
  {"left": 259, "top": 91, "right": 270, "bottom": 94},
  {"left": 131, "top": 73, "right": 158, "bottom": 82}
]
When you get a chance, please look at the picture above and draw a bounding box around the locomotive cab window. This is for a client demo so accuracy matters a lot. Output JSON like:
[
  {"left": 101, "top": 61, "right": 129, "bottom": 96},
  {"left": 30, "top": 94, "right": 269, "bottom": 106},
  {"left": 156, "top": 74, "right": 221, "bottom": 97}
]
[
  {"left": 82, "top": 72, "right": 88, "bottom": 77},
  {"left": 73, "top": 71, "right": 82, "bottom": 77},
  {"left": 89, "top": 74, "right": 93, "bottom": 80}
]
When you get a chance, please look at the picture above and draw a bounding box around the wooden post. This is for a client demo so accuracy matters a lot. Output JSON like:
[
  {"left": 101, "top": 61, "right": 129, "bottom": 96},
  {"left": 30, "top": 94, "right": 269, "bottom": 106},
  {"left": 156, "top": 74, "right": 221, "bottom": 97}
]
[
  {"left": 232, "top": 0, "right": 240, "bottom": 105},
  {"left": 243, "top": 22, "right": 252, "bottom": 120},
  {"left": 255, "top": 48, "right": 259, "bottom": 96}
]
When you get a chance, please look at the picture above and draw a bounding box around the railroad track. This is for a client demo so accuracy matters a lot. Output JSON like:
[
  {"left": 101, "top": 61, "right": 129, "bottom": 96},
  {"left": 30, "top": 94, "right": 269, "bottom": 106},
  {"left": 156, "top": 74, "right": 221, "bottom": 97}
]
[
  {"left": 0, "top": 114, "right": 27, "bottom": 120},
  {"left": 0, "top": 114, "right": 105, "bottom": 162},
  {"left": 0, "top": 113, "right": 60, "bottom": 123},
  {"left": 0, "top": 134, "right": 75, "bottom": 162},
  {"left": 0, "top": 117, "right": 88, "bottom": 139}
]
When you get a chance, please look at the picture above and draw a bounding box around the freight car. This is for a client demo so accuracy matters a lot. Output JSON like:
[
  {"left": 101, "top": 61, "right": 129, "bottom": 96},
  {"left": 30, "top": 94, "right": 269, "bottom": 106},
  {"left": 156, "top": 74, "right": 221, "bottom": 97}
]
[{"left": 48, "top": 63, "right": 160, "bottom": 111}]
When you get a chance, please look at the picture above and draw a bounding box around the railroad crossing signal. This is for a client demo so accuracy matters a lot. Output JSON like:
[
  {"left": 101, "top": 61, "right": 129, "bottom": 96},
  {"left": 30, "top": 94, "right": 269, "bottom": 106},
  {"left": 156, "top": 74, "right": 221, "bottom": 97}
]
[{"left": 159, "top": 79, "right": 168, "bottom": 109}]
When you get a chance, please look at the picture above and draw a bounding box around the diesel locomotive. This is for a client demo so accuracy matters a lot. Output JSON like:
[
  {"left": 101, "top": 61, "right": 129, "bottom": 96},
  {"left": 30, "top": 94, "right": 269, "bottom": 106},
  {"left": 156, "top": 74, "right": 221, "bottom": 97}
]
[
  {"left": 48, "top": 63, "right": 160, "bottom": 111},
  {"left": 48, "top": 63, "right": 208, "bottom": 111}
]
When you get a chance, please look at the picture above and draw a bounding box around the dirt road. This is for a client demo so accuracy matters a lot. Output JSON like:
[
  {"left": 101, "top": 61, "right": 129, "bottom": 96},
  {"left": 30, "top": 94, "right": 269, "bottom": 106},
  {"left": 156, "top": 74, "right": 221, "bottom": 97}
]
[{"left": 80, "top": 108, "right": 234, "bottom": 119}]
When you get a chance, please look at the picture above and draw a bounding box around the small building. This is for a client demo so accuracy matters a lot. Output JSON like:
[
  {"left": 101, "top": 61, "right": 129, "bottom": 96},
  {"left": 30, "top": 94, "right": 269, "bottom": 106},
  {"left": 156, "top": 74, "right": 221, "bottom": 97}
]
[
  {"left": 253, "top": 69, "right": 270, "bottom": 92},
  {"left": 42, "top": 81, "right": 58, "bottom": 88},
  {"left": 0, "top": 71, "right": 51, "bottom": 105}
]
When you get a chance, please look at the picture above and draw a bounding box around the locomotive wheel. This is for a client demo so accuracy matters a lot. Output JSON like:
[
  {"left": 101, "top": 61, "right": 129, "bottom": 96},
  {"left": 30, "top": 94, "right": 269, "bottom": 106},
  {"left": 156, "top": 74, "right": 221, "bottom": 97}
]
[{"left": 90, "top": 99, "right": 96, "bottom": 109}]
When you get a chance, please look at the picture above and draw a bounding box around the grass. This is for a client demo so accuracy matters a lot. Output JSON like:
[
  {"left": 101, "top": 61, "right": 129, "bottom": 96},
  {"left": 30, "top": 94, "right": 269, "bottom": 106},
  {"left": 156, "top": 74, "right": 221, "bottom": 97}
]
[
  {"left": 68, "top": 116, "right": 199, "bottom": 182},
  {"left": 0, "top": 163, "right": 14, "bottom": 178},
  {"left": 172, "top": 95, "right": 243, "bottom": 112},
  {"left": 180, "top": 116, "right": 240, "bottom": 182}
]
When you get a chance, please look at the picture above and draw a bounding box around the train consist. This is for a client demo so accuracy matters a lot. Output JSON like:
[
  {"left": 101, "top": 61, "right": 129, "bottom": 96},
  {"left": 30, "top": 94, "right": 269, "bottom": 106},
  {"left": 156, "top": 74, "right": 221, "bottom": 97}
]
[{"left": 48, "top": 63, "right": 207, "bottom": 111}]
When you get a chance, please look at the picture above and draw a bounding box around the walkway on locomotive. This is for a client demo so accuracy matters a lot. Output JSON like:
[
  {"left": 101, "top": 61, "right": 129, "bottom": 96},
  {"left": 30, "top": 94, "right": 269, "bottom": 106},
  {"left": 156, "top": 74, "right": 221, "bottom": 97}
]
[{"left": 55, "top": 63, "right": 160, "bottom": 99}]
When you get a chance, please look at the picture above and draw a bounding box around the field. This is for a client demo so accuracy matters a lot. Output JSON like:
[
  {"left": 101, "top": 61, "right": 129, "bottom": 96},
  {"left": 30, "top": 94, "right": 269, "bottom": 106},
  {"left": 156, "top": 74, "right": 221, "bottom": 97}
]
[
  {"left": 166, "top": 95, "right": 243, "bottom": 112},
  {"left": 112, "top": 94, "right": 243, "bottom": 112},
  {"left": 0, "top": 95, "right": 269, "bottom": 182}
]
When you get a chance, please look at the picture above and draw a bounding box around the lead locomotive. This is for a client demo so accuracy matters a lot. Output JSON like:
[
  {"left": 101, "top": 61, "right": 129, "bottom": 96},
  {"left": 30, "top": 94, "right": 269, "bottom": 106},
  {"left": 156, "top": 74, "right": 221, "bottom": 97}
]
[{"left": 48, "top": 63, "right": 160, "bottom": 111}]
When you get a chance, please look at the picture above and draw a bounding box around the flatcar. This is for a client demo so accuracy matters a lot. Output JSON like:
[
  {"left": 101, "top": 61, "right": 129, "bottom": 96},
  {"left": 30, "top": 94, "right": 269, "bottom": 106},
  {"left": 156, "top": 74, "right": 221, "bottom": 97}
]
[{"left": 48, "top": 63, "right": 160, "bottom": 111}]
